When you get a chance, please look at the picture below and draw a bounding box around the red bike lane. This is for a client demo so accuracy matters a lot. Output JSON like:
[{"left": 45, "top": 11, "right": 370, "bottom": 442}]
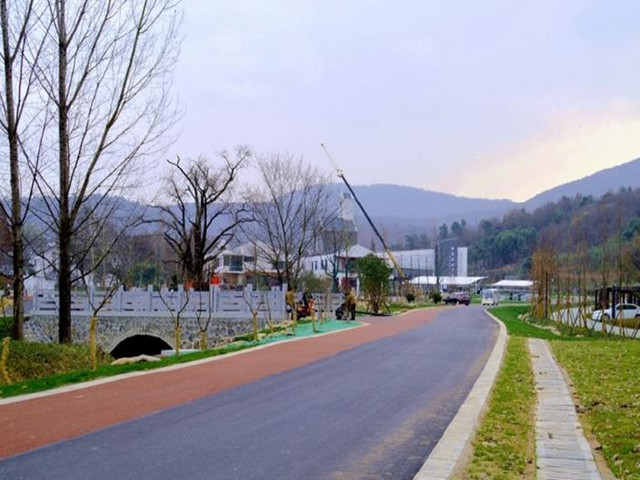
[{"left": 0, "top": 308, "right": 440, "bottom": 459}]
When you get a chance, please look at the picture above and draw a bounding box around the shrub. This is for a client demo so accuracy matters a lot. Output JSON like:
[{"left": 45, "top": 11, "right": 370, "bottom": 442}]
[
  {"left": 0, "top": 340, "right": 112, "bottom": 385},
  {"left": 356, "top": 254, "right": 392, "bottom": 314},
  {"left": 405, "top": 292, "right": 416, "bottom": 303},
  {"left": 0, "top": 316, "right": 13, "bottom": 338},
  {"left": 430, "top": 291, "right": 442, "bottom": 304}
]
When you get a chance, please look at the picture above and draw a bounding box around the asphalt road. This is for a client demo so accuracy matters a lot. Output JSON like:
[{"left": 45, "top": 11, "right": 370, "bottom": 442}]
[{"left": 0, "top": 306, "right": 497, "bottom": 480}]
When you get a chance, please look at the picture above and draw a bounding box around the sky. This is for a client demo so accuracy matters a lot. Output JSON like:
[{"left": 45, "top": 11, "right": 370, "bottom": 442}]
[{"left": 169, "top": 0, "right": 640, "bottom": 202}]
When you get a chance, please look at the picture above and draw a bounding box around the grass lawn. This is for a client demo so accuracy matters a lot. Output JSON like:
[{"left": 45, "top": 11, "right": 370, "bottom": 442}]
[
  {"left": 490, "top": 305, "right": 560, "bottom": 340},
  {"left": 551, "top": 341, "right": 640, "bottom": 480},
  {"left": 0, "top": 319, "right": 360, "bottom": 399},
  {"left": 462, "top": 336, "right": 535, "bottom": 479},
  {"left": 466, "top": 306, "right": 640, "bottom": 480}
]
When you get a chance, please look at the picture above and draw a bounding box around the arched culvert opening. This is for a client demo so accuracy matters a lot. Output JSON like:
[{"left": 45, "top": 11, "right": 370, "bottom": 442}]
[{"left": 111, "top": 335, "right": 172, "bottom": 359}]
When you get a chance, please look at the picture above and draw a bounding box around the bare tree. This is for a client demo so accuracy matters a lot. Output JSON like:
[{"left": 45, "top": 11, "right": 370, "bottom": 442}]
[
  {"left": 25, "top": 0, "right": 182, "bottom": 343},
  {"left": 160, "top": 148, "right": 250, "bottom": 290},
  {"left": 322, "top": 221, "right": 355, "bottom": 293},
  {"left": 192, "top": 288, "right": 214, "bottom": 349},
  {"left": 0, "top": 0, "right": 46, "bottom": 339},
  {"left": 157, "top": 284, "right": 189, "bottom": 356},
  {"left": 243, "top": 153, "right": 335, "bottom": 289}
]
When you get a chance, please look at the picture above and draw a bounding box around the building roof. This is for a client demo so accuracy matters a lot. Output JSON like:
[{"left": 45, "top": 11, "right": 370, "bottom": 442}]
[
  {"left": 491, "top": 280, "right": 533, "bottom": 288},
  {"left": 409, "top": 276, "right": 486, "bottom": 287},
  {"left": 299, "top": 244, "right": 375, "bottom": 262},
  {"left": 345, "top": 244, "right": 374, "bottom": 258}
]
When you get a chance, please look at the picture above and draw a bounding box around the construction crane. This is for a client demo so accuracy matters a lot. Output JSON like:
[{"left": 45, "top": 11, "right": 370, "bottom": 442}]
[{"left": 321, "top": 143, "right": 410, "bottom": 287}]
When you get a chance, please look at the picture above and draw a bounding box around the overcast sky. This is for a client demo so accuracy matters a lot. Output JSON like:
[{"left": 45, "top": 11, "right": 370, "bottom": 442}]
[{"left": 170, "top": 0, "right": 640, "bottom": 202}]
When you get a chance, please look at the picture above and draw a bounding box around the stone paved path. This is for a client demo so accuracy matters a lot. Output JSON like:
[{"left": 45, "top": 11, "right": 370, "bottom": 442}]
[{"left": 529, "top": 339, "right": 602, "bottom": 480}]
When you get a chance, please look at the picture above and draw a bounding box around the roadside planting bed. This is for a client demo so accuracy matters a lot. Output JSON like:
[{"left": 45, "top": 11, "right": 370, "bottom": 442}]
[{"left": 464, "top": 306, "right": 639, "bottom": 480}]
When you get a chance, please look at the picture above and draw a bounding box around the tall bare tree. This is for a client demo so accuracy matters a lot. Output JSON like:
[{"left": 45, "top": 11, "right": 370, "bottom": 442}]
[
  {"left": 0, "top": 0, "right": 45, "bottom": 339},
  {"left": 160, "top": 147, "right": 250, "bottom": 290},
  {"left": 322, "top": 220, "right": 355, "bottom": 292},
  {"left": 243, "top": 153, "right": 335, "bottom": 289},
  {"left": 26, "top": 0, "right": 181, "bottom": 342}
]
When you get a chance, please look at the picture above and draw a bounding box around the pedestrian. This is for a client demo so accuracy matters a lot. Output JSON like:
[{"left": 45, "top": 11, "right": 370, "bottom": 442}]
[
  {"left": 285, "top": 286, "right": 295, "bottom": 320},
  {"left": 346, "top": 288, "right": 357, "bottom": 321}
]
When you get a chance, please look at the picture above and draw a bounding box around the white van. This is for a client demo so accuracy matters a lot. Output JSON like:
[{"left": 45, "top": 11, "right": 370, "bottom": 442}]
[{"left": 481, "top": 288, "right": 500, "bottom": 306}]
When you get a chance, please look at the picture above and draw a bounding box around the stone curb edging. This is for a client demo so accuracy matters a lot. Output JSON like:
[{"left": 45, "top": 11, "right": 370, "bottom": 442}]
[
  {"left": 0, "top": 321, "right": 367, "bottom": 406},
  {"left": 413, "top": 310, "right": 507, "bottom": 480},
  {"left": 529, "top": 338, "right": 603, "bottom": 480}
]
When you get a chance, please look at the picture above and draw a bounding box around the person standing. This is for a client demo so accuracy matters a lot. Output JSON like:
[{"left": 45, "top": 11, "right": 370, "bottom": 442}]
[
  {"left": 346, "top": 289, "right": 357, "bottom": 321},
  {"left": 286, "top": 286, "right": 295, "bottom": 320}
]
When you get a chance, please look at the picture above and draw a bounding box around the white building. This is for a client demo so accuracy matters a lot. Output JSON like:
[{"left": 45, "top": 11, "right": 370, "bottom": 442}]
[
  {"left": 490, "top": 279, "right": 533, "bottom": 301},
  {"left": 303, "top": 244, "right": 374, "bottom": 293},
  {"left": 409, "top": 275, "right": 486, "bottom": 292}
]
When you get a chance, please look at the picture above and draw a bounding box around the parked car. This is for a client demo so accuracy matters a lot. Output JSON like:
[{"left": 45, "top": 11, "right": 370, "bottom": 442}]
[
  {"left": 591, "top": 303, "right": 640, "bottom": 321},
  {"left": 443, "top": 291, "right": 470, "bottom": 306}
]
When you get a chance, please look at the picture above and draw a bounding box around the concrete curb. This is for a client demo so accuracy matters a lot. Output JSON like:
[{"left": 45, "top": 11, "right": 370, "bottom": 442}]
[
  {"left": 413, "top": 311, "right": 507, "bottom": 480},
  {"left": 0, "top": 321, "right": 367, "bottom": 406}
]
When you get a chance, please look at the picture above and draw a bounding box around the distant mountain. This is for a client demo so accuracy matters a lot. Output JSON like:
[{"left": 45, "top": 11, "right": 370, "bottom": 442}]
[
  {"left": 22, "top": 158, "right": 640, "bottom": 252},
  {"left": 523, "top": 157, "right": 640, "bottom": 209},
  {"left": 336, "top": 184, "right": 515, "bottom": 244},
  {"left": 344, "top": 158, "right": 640, "bottom": 247},
  {"left": 345, "top": 184, "right": 515, "bottom": 221}
]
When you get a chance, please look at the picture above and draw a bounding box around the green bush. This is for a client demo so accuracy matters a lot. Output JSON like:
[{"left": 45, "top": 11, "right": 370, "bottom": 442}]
[
  {"left": 430, "top": 291, "right": 442, "bottom": 304},
  {"left": 0, "top": 316, "right": 13, "bottom": 338},
  {"left": 356, "top": 254, "right": 392, "bottom": 314},
  {"left": 405, "top": 292, "right": 416, "bottom": 303},
  {"left": 1, "top": 340, "right": 111, "bottom": 385}
]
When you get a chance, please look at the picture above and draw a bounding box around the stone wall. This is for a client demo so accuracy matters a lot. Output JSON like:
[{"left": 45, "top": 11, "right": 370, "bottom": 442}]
[{"left": 25, "top": 314, "right": 278, "bottom": 353}]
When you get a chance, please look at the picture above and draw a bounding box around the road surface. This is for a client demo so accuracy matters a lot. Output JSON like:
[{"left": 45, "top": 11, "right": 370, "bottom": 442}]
[{"left": 0, "top": 306, "right": 497, "bottom": 479}]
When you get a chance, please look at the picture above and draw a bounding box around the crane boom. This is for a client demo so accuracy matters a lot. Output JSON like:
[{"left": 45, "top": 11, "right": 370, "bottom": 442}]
[{"left": 320, "top": 143, "right": 408, "bottom": 283}]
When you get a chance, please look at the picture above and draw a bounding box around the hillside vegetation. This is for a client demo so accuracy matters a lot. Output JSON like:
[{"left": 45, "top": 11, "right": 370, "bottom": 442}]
[{"left": 398, "top": 187, "right": 640, "bottom": 280}]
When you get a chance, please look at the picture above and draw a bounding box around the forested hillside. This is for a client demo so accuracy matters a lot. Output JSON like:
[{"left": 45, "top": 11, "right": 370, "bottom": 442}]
[{"left": 399, "top": 187, "right": 640, "bottom": 281}]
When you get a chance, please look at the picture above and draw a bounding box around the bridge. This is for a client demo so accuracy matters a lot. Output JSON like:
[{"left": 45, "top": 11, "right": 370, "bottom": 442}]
[{"left": 25, "top": 285, "right": 343, "bottom": 357}]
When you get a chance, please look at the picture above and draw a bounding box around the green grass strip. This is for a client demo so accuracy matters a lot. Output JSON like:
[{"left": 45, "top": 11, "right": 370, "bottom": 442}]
[
  {"left": 463, "top": 336, "right": 536, "bottom": 480},
  {"left": 551, "top": 341, "right": 640, "bottom": 480},
  {"left": 489, "top": 306, "right": 560, "bottom": 340}
]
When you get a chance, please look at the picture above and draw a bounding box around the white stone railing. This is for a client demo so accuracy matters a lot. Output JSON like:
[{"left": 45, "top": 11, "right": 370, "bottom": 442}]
[
  {"left": 32, "top": 284, "right": 288, "bottom": 320},
  {"left": 32, "top": 284, "right": 349, "bottom": 321}
]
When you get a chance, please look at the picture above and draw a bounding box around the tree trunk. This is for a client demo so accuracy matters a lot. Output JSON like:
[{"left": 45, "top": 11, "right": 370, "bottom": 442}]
[
  {"left": 58, "top": 224, "right": 72, "bottom": 342},
  {"left": 57, "top": 0, "right": 72, "bottom": 343},
  {"left": 1, "top": 0, "right": 25, "bottom": 340}
]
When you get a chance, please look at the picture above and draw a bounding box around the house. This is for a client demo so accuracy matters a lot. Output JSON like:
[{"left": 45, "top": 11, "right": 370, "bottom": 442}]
[
  {"left": 303, "top": 244, "right": 375, "bottom": 293},
  {"left": 206, "top": 242, "right": 282, "bottom": 288}
]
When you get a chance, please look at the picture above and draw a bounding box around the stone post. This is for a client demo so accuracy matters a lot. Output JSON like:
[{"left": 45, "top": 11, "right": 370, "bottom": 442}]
[
  {"left": 147, "top": 285, "right": 153, "bottom": 312},
  {"left": 115, "top": 286, "right": 123, "bottom": 311},
  {"left": 176, "top": 284, "right": 184, "bottom": 313},
  {"left": 212, "top": 285, "right": 219, "bottom": 314},
  {"left": 88, "top": 285, "right": 95, "bottom": 312},
  {"left": 245, "top": 284, "right": 253, "bottom": 313}
]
